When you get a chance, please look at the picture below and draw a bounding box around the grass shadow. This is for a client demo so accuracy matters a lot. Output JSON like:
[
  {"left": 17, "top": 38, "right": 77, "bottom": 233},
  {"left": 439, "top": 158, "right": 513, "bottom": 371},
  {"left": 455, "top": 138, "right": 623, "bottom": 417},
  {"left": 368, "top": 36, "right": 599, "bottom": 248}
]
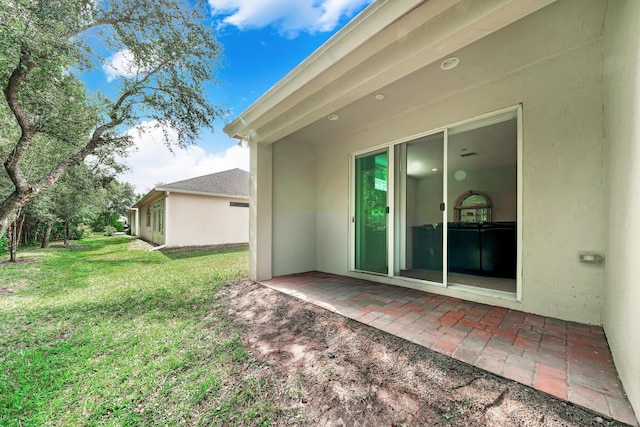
[{"left": 161, "top": 243, "right": 248, "bottom": 260}]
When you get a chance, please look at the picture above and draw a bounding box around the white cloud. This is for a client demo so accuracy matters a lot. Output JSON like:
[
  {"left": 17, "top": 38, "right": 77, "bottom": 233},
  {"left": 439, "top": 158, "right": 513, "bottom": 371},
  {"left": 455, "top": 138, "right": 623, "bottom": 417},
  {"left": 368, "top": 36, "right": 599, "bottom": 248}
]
[
  {"left": 102, "top": 49, "right": 148, "bottom": 82},
  {"left": 117, "top": 121, "right": 249, "bottom": 194},
  {"left": 209, "top": 0, "right": 372, "bottom": 37}
]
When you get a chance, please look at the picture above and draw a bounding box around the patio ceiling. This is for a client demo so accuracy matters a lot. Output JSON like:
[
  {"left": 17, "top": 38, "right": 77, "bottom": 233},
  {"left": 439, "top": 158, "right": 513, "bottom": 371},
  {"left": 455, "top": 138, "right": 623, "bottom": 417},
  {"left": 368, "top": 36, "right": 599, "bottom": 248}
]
[{"left": 224, "top": 0, "right": 557, "bottom": 146}]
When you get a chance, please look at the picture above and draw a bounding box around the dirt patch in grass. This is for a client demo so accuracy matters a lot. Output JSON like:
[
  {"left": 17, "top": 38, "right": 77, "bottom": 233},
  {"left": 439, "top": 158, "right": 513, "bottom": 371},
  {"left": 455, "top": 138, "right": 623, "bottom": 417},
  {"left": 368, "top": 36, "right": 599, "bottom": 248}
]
[
  {"left": 0, "top": 258, "right": 39, "bottom": 266},
  {"left": 220, "top": 280, "right": 621, "bottom": 426},
  {"left": 49, "top": 244, "right": 91, "bottom": 250},
  {"left": 0, "top": 278, "right": 30, "bottom": 296},
  {"left": 0, "top": 286, "right": 14, "bottom": 296}
]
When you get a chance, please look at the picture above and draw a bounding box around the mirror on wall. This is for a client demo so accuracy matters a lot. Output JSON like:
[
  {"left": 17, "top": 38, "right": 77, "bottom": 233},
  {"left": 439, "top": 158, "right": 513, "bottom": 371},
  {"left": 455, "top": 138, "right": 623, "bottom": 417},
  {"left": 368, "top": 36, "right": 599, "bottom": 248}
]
[{"left": 454, "top": 190, "right": 492, "bottom": 222}]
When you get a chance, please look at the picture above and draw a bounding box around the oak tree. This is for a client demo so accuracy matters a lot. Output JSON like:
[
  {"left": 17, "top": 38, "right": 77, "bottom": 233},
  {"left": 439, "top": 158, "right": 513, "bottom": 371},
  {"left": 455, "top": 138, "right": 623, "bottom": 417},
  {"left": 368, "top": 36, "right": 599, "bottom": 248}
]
[{"left": 0, "top": 0, "right": 224, "bottom": 237}]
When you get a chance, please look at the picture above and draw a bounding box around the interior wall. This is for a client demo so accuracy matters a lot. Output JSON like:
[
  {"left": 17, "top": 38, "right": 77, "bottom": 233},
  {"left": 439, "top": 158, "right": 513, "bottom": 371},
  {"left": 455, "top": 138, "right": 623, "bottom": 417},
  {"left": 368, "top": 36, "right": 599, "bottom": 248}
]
[
  {"left": 272, "top": 138, "right": 317, "bottom": 276},
  {"left": 415, "top": 165, "right": 517, "bottom": 225},
  {"left": 167, "top": 193, "right": 249, "bottom": 247},
  {"left": 406, "top": 177, "right": 418, "bottom": 227},
  {"left": 603, "top": 0, "right": 640, "bottom": 418},
  {"left": 313, "top": 0, "right": 607, "bottom": 324}
]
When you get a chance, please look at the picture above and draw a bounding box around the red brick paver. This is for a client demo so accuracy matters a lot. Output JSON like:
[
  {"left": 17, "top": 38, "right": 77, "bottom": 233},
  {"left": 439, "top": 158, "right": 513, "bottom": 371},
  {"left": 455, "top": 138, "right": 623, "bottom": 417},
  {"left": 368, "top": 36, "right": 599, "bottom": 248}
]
[{"left": 261, "top": 272, "right": 638, "bottom": 426}]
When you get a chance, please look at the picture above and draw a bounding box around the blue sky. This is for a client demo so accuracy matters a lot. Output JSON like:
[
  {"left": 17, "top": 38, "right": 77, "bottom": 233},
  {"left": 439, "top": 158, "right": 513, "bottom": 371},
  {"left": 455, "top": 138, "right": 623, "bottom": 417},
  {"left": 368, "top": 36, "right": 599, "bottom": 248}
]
[{"left": 110, "top": 0, "right": 373, "bottom": 193}]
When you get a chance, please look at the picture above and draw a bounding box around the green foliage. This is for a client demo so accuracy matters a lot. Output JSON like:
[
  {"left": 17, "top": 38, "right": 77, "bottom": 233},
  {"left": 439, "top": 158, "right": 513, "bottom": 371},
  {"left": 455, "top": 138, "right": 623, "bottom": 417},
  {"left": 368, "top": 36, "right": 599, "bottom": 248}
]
[
  {"left": 72, "top": 225, "right": 92, "bottom": 240},
  {"left": 91, "top": 181, "right": 136, "bottom": 232},
  {"left": 0, "top": 237, "right": 281, "bottom": 426},
  {"left": 15, "top": 164, "right": 135, "bottom": 246},
  {"left": 0, "top": 232, "right": 7, "bottom": 255},
  {"left": 0, "top": 0, "right": 225, "bottom": 237},
  {"left": 103, "top": 225, "right": 117, "bottom": 236}
]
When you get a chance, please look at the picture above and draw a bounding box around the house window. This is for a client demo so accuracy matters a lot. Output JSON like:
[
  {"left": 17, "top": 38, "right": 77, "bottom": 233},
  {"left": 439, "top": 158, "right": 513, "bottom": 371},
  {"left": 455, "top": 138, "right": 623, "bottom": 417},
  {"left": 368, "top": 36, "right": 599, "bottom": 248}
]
[
  {"left": 146, "top": 206, "right": 151, "bottom": 226},
  {"left": 230, "top": 202, "right": 249, "bottom": 207},
  {"left": 153, "top": 200, "right": 164, "bottom": 233}
]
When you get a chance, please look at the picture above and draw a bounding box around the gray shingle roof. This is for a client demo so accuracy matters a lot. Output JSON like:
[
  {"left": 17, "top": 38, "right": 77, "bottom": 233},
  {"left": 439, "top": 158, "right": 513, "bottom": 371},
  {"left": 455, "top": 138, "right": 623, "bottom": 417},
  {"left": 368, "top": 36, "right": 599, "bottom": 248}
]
[{"left": 157, "top": 168, "right": 249, "bottom": 198}]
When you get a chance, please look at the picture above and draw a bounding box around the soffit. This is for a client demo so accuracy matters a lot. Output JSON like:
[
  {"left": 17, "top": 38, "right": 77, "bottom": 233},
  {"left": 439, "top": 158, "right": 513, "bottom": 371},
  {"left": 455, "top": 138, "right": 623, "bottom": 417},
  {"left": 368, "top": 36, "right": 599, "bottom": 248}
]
[
  {"left": 132, "top": 189, "right": 164, "bottom": 209},
  {"left": 285, "top": 0, "right": 606, "bottom": 148},
  {"left": 224, "top": 0, "right": 557, "bottom": 145}
]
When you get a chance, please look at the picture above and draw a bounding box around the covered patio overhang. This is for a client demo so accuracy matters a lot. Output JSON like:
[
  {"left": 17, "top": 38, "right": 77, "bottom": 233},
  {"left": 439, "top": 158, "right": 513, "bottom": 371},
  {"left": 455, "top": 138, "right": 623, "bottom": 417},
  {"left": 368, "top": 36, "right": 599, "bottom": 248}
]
[
  {"left": 224, "top": 0, "right": 557, "bottom": 146},
  {"left": 224, "top": 0, "right": 561, "bottom": 284}
]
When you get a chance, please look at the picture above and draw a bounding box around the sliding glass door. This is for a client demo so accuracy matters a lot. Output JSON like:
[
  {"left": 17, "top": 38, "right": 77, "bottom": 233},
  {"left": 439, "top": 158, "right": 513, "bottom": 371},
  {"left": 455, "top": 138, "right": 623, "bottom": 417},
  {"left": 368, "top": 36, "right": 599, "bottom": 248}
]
[
  {"left": 354, "top": 150, "right": 388, "bottom": 274},
  {"left": 394, "top": 132, "right": 444, "bottom": 284},
  {"left": 446, "top": 115, "right": 518, "bottom": 292},
  {"left": 352, "top": 107, "right": 520, "bottom": 295}
]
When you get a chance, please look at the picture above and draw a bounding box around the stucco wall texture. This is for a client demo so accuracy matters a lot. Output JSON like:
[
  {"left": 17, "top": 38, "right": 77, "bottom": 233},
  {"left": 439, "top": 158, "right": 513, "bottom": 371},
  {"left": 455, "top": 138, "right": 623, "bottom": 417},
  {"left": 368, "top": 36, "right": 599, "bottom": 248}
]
[
  {"left": 603, "top": 0, "right": 640, "bottom": 417},
  {"left": 257, "top": 0, "right": 640, "bottom": 418},
  {"left": 166, "top": 193, "right": 248, "bottom": 247},
  {"left": 271, "top": 0, "right": 607, "bottom": 324}
]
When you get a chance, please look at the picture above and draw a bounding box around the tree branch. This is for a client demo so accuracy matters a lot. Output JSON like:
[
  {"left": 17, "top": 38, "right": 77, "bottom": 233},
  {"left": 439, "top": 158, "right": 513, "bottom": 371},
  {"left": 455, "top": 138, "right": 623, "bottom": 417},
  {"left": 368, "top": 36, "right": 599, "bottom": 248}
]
[
  {"left": 31, "top": 120, "right": 121, "bottom": 194},
  {"left": 107, "top": 59, "right": 170, "bottom": 121},
  {"left": 65, "top": 16, "right": 134, "bottom": 39},
  {"left": 3, "top": 51, "right": 38, "bottom": 192}
]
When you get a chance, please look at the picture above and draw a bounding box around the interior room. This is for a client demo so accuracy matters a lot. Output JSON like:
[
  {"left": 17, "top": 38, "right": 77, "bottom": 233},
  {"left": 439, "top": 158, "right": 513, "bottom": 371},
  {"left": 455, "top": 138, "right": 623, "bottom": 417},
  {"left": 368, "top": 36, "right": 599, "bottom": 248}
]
[{"left": 394, "top": 112, "right": 518, "bottom": 293}]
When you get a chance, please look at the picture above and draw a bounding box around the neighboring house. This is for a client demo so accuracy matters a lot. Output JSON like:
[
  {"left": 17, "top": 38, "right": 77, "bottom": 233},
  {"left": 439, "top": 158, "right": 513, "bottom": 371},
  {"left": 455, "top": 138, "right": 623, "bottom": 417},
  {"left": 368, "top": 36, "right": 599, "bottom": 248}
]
[
  {"left": 128, "top": 168, "right": 249, "bottom": 247},
  {"left": 224, "top": 0, "right": 640, "bottom": 418}
]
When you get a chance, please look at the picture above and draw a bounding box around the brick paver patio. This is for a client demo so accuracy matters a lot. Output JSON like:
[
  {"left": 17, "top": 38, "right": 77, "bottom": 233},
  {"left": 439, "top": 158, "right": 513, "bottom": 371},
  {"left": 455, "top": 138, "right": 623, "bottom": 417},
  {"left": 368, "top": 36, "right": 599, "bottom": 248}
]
[{"left": 261, "top": 271, "right": 638, "bottom": 426}]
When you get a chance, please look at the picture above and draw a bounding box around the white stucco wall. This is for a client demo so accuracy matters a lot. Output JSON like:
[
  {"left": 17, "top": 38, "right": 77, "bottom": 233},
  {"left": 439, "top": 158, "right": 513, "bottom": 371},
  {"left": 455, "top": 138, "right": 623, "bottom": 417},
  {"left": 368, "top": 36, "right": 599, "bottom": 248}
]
[
  {"left": 137, "top": 199, "right": 157, "bottom": 244},
  {"left": 250, "top": 141, "right": 273, "bottom": 281},
  {"left": 298, "top": 0, "right": 606, "bottom": 324},
  {"left": 272, "top": 139, "right": 317, "bottom": 276},
  {"left": 166, "top": 193, "right": 248, "bottom": 247},
  {"left": 127, "top": 209, "right": 138, "bottom": 236},
  {"left": 603, "top": 0, "right": 640, "bottom": 417}
]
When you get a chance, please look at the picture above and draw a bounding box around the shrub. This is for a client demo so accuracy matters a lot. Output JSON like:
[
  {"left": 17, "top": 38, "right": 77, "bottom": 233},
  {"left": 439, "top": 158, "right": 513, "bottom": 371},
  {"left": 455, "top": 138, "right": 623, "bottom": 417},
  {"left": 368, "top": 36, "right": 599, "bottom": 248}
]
[
  {"left": 72, "top": 225, "right": 93, "bottom": 240},
  {"left": 0, "top": 232, "right": 8, "bottom": 255},
  {"left": 103, "top": 226, "right": 117, "bottom": 236}
]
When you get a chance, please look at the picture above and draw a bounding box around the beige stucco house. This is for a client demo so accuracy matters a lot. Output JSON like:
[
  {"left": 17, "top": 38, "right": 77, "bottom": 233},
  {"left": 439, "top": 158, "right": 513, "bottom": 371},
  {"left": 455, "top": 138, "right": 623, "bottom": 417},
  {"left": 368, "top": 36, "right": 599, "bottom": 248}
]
[
  {"left": 128, "top": 168, "right": 249, "bottom": 247},
  {"left": 224, "top": 0, "right": 640, "bottom": 418}
]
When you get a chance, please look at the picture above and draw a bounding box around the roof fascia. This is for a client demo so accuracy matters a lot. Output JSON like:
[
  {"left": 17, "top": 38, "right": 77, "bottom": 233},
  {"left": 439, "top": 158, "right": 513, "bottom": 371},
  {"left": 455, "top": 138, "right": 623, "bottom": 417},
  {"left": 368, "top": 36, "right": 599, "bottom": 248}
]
[
  {"left": 154, "top": 187, "right": 249, "bottom": 200},
  {"left": 223, "top": 0, "right": 426, "bottom": 139},
  {"left": 132, "top": 189, "right": 162, "bottom": 208}
]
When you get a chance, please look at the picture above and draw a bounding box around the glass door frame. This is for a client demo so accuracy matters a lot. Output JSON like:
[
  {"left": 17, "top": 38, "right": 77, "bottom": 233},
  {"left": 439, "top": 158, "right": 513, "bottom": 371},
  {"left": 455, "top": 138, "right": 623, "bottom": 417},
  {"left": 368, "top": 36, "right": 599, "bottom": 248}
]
[
  {"left": 349, "top": 134, "right": 449, "bottom": 285},
  {"left": 349, "top": 105, "right": 522, "bottom": 301},
  {"left": 349, "top": 147, "right": 394, "bottom": 276}
]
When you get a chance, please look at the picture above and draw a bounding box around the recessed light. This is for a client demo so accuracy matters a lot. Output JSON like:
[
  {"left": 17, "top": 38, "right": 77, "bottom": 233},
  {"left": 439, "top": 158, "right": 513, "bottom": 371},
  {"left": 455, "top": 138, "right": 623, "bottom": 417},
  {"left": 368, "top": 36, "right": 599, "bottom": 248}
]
[
  {"left": 328, "top": 114, "right": 339, "bottom": 121},
  {"left": 440, "top": 57, "right": 460, "bottom": 70},
  {"left": 431, "top": 168, "right": 439, "bottom": 172},
  {"left": 374, "top": 93, "right": 385, "bottom": 101}
]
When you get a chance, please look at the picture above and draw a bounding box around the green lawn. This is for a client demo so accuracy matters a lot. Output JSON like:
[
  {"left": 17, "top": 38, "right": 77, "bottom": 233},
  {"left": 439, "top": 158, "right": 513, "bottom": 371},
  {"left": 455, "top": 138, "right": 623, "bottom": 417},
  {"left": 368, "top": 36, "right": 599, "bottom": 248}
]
[{"left": 0, "top": 236, "right": 279, "bottom": 426}]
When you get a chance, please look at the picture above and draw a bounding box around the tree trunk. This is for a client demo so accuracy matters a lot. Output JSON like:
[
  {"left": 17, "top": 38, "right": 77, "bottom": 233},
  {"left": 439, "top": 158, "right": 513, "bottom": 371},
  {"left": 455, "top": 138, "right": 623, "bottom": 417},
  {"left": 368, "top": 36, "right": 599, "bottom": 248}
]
[
  {"left": 7, "top": 209, "right": 24, "bottom": 262},
  {"left": 15, "top": 212, "right": 25, "bottom": 250},
  {"left": 41, "top": 221, "right": 52, "bottom": 248},
  {"left": 9, "top": 222, "right": 17, "bottom": 262},
  {"left": 0, "top": 192, "right": 24, "bottom": 240},
  {"left": 64, "top": 221, "right": 70, "bottom": 245}
]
